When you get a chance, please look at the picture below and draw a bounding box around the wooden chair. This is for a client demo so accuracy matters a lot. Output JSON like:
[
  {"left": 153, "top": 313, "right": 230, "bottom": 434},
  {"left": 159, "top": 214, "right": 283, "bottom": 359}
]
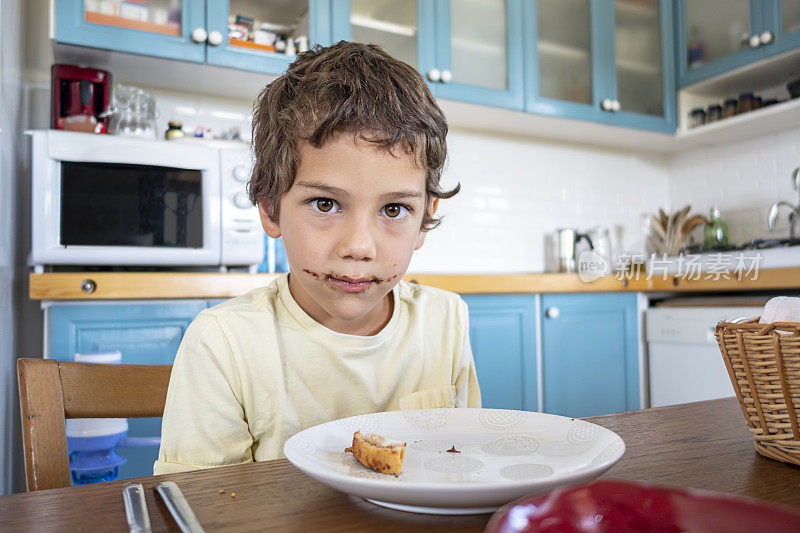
[{"left": 17, "top": 358, "right": 172, "bottom": 491}]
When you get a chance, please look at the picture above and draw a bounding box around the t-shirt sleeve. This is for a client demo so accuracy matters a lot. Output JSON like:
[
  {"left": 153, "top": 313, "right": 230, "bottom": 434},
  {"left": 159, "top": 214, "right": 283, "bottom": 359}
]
[
  {"left": 454, "top": 300, "right": 482, "bottom": 408},
  {"left": 153, "top": 312, "right": 254, "bottom": 474}
]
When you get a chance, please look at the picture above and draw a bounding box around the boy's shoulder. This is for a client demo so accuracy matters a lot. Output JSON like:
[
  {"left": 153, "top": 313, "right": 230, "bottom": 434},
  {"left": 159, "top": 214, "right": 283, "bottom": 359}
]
[
  {"left": 202, "top": 278, "right": 281, "bottom": 319},
  {"left": 396, "top": 280, "right": 468, "bottom": 319}
]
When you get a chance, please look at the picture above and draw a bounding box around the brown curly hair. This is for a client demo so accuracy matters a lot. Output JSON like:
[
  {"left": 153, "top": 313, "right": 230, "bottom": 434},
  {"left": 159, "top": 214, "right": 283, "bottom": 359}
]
[{"left": 248, "top": 41, "right": 458, "bottom": 230}]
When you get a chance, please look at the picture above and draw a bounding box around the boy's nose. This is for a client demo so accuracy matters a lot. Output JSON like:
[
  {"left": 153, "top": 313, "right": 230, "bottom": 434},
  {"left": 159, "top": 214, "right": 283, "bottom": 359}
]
[{"left": 337, "top": 215, "right": 376, "bottom": 262}]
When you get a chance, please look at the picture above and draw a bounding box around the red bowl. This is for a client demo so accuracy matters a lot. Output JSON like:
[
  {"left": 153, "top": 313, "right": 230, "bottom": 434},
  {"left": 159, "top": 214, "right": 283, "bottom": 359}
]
[{"left": 485, "top": 480, "right": 800, "bottom": 533}]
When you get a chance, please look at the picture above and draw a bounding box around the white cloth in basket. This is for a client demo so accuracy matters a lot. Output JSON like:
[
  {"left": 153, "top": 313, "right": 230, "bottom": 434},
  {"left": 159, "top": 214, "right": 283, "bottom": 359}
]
[{"left": 759, "top": 296, "right": 800, "bottom": 325}]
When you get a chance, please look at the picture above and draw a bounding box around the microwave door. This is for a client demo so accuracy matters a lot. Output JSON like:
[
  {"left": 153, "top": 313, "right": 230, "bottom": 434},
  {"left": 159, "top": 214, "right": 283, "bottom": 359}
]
[{"left": 31, "top": 130, "right": 221, "bottom": 266}]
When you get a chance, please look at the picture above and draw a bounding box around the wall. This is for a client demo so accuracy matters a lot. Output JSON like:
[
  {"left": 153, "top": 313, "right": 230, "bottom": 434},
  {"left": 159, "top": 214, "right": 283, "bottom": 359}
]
[
  {"left": 0, "top": 0, "right": 22, "bottom": 498},
  {"left": 668, "top": 126, "right": 800, "bottom": 244}
]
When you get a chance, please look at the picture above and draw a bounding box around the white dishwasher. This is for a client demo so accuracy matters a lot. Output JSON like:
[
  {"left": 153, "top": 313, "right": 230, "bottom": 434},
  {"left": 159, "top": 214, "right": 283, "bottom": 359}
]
[{"left": 645, "top": 305, "right": 763, "bottom": 408}]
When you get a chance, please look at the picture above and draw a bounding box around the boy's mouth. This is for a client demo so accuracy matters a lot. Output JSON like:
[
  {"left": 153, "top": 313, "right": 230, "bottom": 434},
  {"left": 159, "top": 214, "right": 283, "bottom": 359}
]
[
  {"left": 301, "top": 269, "right": 393, "bottom": 292},
  {"left": 326, "top": 274, "right": 376, "bottom": 293}
]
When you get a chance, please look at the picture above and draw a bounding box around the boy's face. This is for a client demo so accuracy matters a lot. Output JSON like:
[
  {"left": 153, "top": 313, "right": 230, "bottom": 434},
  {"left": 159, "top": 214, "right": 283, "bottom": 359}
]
[{"left": 259, "top": 133, "right": 436, "bottom": 336}]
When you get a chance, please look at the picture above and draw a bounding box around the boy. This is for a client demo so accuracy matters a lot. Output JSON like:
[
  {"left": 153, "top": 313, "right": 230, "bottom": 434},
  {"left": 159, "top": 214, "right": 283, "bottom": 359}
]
[{"left": 154, "top": 42, "right": 480, "bottom": 474}]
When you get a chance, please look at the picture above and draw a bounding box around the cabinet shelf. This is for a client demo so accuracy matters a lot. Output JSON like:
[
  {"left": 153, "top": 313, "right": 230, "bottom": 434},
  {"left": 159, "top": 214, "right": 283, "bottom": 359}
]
[
  {"left": 538, "top": 41, "right": 658, "bottom": 75},
  {"left": 350, "top": 15, "right": 416, "bottom": 37},
  {"left": 84, "top": 11, "right": 181, "bottom": 36}
]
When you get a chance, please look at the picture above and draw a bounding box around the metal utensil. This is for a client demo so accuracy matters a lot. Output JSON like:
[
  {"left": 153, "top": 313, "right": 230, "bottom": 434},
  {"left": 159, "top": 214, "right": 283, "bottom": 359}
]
[
  {"left": 153, "top": 481, "right": 206, "bottom": 533},
  {"left": 122, "top": 482, "right": 152, "bottom": 533}
]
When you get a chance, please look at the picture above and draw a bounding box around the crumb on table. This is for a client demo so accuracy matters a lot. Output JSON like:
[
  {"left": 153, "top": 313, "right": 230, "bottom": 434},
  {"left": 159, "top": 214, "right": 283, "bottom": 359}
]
[{"left": 446, "top": 445, "right": 461, "bottom": 453}]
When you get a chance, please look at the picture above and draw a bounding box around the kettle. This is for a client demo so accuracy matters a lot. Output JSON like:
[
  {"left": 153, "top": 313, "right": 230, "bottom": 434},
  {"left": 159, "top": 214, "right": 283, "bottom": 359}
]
[{"left": 552, "top": 228, "right": 594, "bottom": 273}]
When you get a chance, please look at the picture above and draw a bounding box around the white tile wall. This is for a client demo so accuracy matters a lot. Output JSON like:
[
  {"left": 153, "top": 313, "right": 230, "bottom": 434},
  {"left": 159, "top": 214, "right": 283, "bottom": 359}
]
[
  {"left": 668, "top": 126, "right": 800, "bottom": 244},
  {"left": 410, "top": 130, "right": 670, "bottom": 273}
]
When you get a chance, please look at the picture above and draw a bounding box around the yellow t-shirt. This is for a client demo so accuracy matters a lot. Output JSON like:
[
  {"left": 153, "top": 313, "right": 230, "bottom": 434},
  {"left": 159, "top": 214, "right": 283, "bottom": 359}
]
[{"left": 153, "top": 274, "right": 481, "bottom": 474}]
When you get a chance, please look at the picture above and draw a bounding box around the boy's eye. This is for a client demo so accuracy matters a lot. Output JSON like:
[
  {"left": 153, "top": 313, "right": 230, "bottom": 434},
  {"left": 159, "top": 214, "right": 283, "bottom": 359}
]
[
  {"left": 380, "top": 203, "right": 409, "bottom": 219},
  {"left": 311, "top": 198, "right": 339, "bottom": 214}
]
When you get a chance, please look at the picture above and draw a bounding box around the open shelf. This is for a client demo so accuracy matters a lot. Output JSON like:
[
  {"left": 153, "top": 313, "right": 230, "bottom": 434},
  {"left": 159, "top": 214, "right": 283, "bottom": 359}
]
[
  {"left": 84, "top": 11, "right": 180, "bottom": 36},
  {"left": 675, "top": 96, "right": 800, "bottom": 146}
]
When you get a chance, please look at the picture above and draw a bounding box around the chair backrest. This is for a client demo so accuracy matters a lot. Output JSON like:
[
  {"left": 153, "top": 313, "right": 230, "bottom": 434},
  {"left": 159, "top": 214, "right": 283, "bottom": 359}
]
[{"left": 17, "top": 358, "right": 172, "bottom": 491}]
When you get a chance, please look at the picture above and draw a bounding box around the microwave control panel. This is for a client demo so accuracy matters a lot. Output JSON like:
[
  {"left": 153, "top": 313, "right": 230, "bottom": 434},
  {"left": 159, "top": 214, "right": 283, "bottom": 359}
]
[{"left": 219, "top": 148, "right": 264, "bottom": 266}]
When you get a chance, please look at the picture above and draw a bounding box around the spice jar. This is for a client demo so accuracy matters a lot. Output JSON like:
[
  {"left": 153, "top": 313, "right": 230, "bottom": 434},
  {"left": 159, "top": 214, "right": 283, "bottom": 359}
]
[
  {"left": 165, "top": 120, "right": 185, "bottom": 140},
  {"left": 722, "top": 98, "right": 737, "bottom": 118},
  {"left": 689, "top": 108, "right": 706, "bottom": 128},
  {"left": 706, "top": 104, "right": 722, "bottom": 123},
  {"left": 738, "top": 92, "right": 756, "bottom": 113}
]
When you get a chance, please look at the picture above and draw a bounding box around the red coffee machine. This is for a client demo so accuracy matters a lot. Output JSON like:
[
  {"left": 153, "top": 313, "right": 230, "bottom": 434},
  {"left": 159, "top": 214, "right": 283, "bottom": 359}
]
[{"left": 51, "top": 64, "right": 111, "bottom": 133}]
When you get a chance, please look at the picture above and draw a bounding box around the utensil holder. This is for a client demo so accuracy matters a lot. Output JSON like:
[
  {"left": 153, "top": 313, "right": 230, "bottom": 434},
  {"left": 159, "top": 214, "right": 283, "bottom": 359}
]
[{"left": 716, "top": 318, "right": 800, "bottom": 465}]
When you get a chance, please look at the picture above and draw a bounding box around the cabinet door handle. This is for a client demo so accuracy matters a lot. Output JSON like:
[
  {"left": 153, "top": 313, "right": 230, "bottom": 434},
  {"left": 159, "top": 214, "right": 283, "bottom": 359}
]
[
  {"left": 207, "top": 30, "right": 224, "bottom": 46},
  {"left": 749, "top": 34, "right": 761, "bottom": 47},
  {"left": 545, "top": 307, "right": 560, "bottom": 319},
  {"left": 760, "top": 31, "right": 774, "bottom": 45},
  {"left": 600, "top": 98, "right": 613, "bottom": 111},
  {"left": 427, "top": 68, "right": 441, "bottom": 82},
  {"left": 191, "top": 28, "right": 208, "bottom": 44},
  {"left": 440, "top": 69, "right": 452, "bottom": 83}
]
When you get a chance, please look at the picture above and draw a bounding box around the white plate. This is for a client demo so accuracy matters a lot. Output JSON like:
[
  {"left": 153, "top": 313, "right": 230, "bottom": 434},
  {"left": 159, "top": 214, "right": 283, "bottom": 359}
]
[{"left": 283, "top": 408, "right": 625, "bottom": 514}]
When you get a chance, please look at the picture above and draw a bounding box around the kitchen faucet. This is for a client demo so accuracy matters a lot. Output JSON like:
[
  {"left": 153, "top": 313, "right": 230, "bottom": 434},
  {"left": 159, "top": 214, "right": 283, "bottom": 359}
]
[{"left": 767, "top": 168, "right": 800, "bottom": 239}]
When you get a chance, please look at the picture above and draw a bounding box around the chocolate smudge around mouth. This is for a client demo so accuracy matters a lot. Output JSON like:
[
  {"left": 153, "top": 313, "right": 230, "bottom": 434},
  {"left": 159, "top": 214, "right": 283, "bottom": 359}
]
[{"left": 302, "top": 269, "right": 391, "bottom": 284}]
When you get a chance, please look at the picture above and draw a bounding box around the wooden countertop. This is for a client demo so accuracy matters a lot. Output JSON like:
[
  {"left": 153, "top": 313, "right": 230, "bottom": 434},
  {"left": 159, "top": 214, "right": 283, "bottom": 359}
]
[
  {"left": 2, "top": 399, "right": 799, "bottom": 531},
  {"left": 28, "top": 267, "right": 800, "bottom": 300}
]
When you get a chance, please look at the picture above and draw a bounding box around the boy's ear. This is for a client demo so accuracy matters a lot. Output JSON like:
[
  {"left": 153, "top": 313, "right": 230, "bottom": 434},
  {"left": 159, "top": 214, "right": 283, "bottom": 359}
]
[
  {"left": 414, "top": 198, "right": 439, "bottom": 250},
  {"left": 258, "top": 199, "right": 282, "bottom": 238}
]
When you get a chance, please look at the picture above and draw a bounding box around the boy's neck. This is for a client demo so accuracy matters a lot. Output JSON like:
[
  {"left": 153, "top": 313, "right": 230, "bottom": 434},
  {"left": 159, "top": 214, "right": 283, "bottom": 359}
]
[{"left": 286, "top": 273, "right": 395, "bottom": 336}]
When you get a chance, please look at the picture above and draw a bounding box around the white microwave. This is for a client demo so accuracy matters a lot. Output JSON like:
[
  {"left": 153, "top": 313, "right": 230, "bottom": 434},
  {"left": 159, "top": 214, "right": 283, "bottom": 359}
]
[{"left": 29, "top": 130, "right": 263, "bottom": 269}]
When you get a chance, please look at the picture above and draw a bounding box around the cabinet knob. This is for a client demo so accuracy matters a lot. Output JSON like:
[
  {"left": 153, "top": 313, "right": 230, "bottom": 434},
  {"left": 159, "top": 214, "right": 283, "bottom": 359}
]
[
  {"left": 207, "top": 30, "right": 224, "bottom": 46},
  {"left": 600, "top": 98, "right": 613, "bottom": 111},
  {"left": 545, "top": 307, "right": 560, "bottom": 319},
  {"left": 749, "top": 34, "right": 761, "bottom": 47},
  {"left": 611, "top": 99, "right": 621, "bottom": 112},
  {"left": 427, "top": 68, "right": 441, "bottom": 82},
  {"left": 440, "top": 69, "right": 452, "bottom": 83},
  {"left": 81, "top": 279, "right": 97, "bottom": 294},
  {"left": 191, "top": 28, "right": 208, "bottom": 44},
  {"left": 760, "top": 31, "right": 774, "bottom": 45}
]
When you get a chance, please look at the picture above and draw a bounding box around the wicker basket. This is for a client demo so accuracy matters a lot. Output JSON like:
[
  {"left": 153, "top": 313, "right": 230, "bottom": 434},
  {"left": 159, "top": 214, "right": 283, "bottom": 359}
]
[{"left": 716, "top": 318, "right": 800, "bottom": 465}]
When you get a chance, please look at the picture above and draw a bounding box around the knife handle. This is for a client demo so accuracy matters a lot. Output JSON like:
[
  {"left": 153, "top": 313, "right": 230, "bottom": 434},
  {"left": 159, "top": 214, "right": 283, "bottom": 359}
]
[
  {"left": 154, "top": 481, "right": 206, "bottom": 533},
  {"left": 122, "top": 482, "right": 152, "bottom": 533}
]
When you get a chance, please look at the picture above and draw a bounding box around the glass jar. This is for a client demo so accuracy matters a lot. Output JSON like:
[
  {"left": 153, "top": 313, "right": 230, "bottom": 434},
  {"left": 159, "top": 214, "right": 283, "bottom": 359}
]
[
  {"left": 706, "top": 104, "right": 722, "bottom": 123},
  {"left": 107, "top": 85, "right": 158, "bottom": 138},
  {"left": 722, "top": 98, "right": 738, "bottom": 118},
  {"left": 737, "top": 92, "right": 755, "bottom": 114},
  {"left": 689, "top": 108, "right": 706, "bottom": 128},
  {"left": 165, "top": 120, "right": 185, "bottom": 140}
]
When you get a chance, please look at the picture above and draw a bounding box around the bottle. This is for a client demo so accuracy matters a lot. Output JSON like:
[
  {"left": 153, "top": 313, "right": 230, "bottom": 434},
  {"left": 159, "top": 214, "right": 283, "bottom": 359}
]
[
  {"left": 165, "top": 120, "right": 184, "bottom": 140},
  {"left": 703, "top": 206, "right": 729, "bottom": 250}
]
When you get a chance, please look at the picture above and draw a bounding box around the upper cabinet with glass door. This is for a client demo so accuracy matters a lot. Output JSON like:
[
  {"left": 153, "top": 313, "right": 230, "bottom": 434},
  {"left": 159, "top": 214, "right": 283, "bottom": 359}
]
[
  {"left": 677, "top": 0, "right": 800, "bottom": 87},
  {"left": 525, "top": 0, "right": 675, "bottom": 133},
  {"left": 206, "top": 0, "right": 331, "bottom": 74},
  {"left": 331, "top": 0, "right": 524, "bottom": 110},
  {"left": 56, "top": 0, "right": 331, "bottom": 75},
  {"left": 57, "top": 0, "right": 207, "bottom": 62}
]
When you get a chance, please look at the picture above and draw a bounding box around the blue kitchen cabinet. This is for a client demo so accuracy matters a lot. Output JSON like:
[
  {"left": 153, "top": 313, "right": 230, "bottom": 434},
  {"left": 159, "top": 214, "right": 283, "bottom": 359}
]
[
  {"left": 676, "top": 0, "right": 800, "bottom": 88},
  {"left": 331, "top": 0, "right": 525, "bottom": 110},
  {"left": 525, "top": 0, "right": 676, "bottom": 133},
  {"left": 205, "top": 0, "right": 332, "bottom": 74},
  {"left": 462, "top": 294, "right": 537, "bottom": 411},
  {"left": 47, "top": 300, "right": 209, "bottom": 482},
  {"left": 541, "top": 293, "right": 640, "bottom": 419},
  {"left": 56, "top": 0, "right": 208, "bottom": 63},
  {"left": 57, "top": 1, "right": 332, "bottom": 75}
]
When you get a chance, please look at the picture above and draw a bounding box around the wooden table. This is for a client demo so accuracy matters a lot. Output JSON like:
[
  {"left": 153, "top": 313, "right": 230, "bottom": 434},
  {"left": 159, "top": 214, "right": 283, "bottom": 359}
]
[{"left": 2, "top": 398, "right": 799, "bottom": 532}]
